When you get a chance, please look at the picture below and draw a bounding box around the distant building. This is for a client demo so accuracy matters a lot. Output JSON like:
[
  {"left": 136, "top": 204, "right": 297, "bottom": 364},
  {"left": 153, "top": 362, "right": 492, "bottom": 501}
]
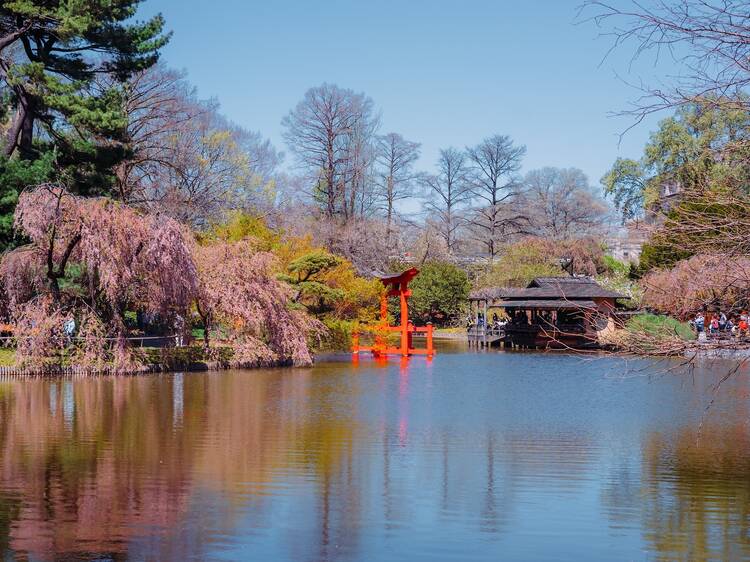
[
  {"left": 656, "top": 179, "right": 683, "bottom": 214},
  {"left": 606, "top": 221, "right": 651, "bottom": 264}
]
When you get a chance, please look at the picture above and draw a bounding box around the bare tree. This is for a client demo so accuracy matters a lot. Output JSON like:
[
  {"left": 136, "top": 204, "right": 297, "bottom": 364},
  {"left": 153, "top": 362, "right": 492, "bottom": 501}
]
[
  {"left": 521, "top": 167, "right": 611, "bottom": 239},
  {"left": 465, "top": 134, "right": 528, "bottom": 258},
  {"left": 111, "top": 64, "right": 206, "bottom": 203},
  {"left": 423, "top": 148, "right": 473, "bottom": 254},
  {"left": 344, "top": 113, "right": 380, "bottom": 220},
  {"left": 281, "top": 83, "right": 379, "bottom": 221},
  {"left": 375, "top": 132, "right": 421, "bottom": 240},
  {"left": 585, "top": 0, "right": 750, "bottom": 119},
  {"left": 113, "top": 64, "right": 282, "bottom": 225}
]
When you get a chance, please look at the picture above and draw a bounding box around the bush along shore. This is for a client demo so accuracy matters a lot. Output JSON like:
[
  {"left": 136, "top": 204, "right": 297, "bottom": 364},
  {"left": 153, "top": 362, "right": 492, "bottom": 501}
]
[
  {"left": 0, "top": 344, "right": 308, "bottom": 377},
  {"left": 599, "top": 313, "right": 750, "bottom": 358}
]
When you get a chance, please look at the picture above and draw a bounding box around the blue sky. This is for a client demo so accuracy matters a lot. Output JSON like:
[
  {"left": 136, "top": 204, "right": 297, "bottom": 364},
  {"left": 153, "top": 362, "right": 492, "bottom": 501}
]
[{"left": 142, "top": 0, "right": 670, "bottom": 190}]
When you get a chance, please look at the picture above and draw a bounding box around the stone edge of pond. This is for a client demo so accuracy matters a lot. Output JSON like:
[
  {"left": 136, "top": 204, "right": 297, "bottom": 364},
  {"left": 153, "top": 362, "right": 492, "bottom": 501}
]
[{"left": 682, "top": 346, "right": 750, "bottom": 359}]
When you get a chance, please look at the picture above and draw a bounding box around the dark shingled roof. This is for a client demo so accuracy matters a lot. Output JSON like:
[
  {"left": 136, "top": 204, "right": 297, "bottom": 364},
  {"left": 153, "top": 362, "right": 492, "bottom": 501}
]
[
  {"left": 530, "top": 276, "right": 599, "bottom": 285},
  {"left": 499, "top": 299, "right": 597, "bottom": 310},
  {"left": 469, "top": 276, "right": 627, "bottom": 301}
]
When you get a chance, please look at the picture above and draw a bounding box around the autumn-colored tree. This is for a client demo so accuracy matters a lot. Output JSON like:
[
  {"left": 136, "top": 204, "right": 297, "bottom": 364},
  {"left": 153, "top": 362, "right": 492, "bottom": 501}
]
[{"left": 207, "top": 211, "right": 382, "bottom": 324}]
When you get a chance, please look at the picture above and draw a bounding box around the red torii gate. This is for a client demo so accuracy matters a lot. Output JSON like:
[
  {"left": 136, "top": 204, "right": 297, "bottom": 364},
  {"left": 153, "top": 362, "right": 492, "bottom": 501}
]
[{"left": 351, "top": 267, "right": 435, "bottom": 358}]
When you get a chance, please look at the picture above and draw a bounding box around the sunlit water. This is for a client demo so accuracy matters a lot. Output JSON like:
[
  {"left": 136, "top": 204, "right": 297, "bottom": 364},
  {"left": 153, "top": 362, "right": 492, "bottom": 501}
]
[{"left": 1, "top": 343, "right": 750, "bottom": 561}]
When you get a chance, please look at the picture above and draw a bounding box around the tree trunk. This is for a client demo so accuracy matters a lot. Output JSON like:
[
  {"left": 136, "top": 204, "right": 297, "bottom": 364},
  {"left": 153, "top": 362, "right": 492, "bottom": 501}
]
[
  {"left": 5, "top": 91, "right": 35, "bottom": 159},
  {"left": 195, "top": 302, "right": 211, "bottom": 349}
]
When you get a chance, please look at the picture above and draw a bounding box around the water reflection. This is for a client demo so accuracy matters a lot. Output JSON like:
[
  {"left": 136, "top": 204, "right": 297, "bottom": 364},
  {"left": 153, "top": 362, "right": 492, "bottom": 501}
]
[
  {"left": 0, "top": 353, "right": 748, "bottom": 561},
  {"left": 642, "top": 424, "right": 750, "bottom": 561}
]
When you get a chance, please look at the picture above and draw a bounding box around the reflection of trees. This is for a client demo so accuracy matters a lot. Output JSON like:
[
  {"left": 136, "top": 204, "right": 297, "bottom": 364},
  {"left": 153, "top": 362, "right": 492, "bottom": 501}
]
[
  {"left": 0, "top": 370, "right": 362, "bottom": 560},
  {"left": 0, "top": 378, "right": 202, "bottom": 558},
  {"left": 0, "top": 362, "right": 610, "bottom": 561},
  {"left": 638, "top": 424, "right": 750, "bottom": 561}
]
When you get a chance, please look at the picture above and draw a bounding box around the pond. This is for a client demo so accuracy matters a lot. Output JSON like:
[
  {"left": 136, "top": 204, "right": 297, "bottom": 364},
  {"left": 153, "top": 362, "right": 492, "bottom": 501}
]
[{"left": 1, "top": 344, "right": 749, "bottom": 561}]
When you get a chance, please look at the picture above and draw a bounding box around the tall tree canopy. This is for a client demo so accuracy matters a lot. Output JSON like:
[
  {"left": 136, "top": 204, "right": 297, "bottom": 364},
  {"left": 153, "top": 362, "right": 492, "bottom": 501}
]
[
  {"left": 281, "top": 83, "right": 379, "bottom": 222},
  {"left": 523, "top": 167, "right": 609, "bottom": 239},
  {"left": 0, "top": 0, "right": 169, "bottom": 190},
  {"left": 601, "top": 100, "right": 750, "bottom": 222},
  {"left": 375, "top": 132, "right": 420, "bottom": 239},
  {"left": 422, "top": 147, "right": 472, "bottom": 255},
  {"left": 465, "top": 135, "right": 527, "bottom": 258}
]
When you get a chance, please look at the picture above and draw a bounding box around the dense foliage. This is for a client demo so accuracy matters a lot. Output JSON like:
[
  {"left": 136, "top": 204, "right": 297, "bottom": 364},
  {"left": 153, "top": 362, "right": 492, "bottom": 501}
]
[
  {"left": 194, "top": 240, "right": 321, "bottom": 366},
  {"left": 0, "top": 187, "right": 324, "bottom": 371},
  {"left": 0, "top": 0, "right": 169, "bottom": 192},
  {"left": 204, "top": 211, "right": 382, "bottom": 351},
  {"left": 641, "top": 254, "right": 750, "bottom": 319},
  {"left": 627, "top": 314, "right": 695, "bottom": 342},
  {"left": 602, "top": 99, "right": 750, "bottom": 223},
  {"left": 404, "top": 262, "right": 470, "bottom": 326},
  {"left": 596, "top": 256, "right": 643, "bottom": 309}
]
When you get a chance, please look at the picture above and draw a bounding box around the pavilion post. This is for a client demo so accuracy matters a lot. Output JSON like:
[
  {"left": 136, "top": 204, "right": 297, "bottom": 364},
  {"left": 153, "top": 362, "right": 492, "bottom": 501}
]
[
  {"left": 426, "top": 322, "right": 434, "bottom": 356},
  {"left": 483, "top": 299, "right": 488, "bottom": 347}
]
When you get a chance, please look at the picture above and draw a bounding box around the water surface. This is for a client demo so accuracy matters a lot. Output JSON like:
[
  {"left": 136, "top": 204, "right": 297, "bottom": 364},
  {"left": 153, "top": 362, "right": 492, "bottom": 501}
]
[{"left": 1, "top": 346, "right": 749, "bottom": 561}]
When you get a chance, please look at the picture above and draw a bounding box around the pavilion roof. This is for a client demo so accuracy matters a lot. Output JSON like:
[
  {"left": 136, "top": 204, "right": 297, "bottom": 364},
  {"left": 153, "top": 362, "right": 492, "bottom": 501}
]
[
  {"left": 499, "top": 299, "right": 598, "bottom": 310},
  {"left": 469, "top": 276, "right": 626, "bottom": 301}
]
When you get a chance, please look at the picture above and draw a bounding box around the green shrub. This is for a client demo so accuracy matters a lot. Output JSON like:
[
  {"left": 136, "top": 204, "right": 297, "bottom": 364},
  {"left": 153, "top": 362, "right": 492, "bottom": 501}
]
[
  {"left": 404, "top": 261, "right": 470, "bottom": 326},
  {"left": 626, "top": 313, "right": 695, "bottom": 341},
  {"left": 602, "top": 255, "right": 629, "bottom": 276},
  {"left": 316, "top": 318, "right": 355, "bottom": 352}
]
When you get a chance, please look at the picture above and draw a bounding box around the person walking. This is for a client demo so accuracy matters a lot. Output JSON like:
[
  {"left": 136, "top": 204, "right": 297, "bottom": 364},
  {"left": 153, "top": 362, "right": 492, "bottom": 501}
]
[
  {"left": 693, "top": 312, "right": 705, "bottom": 334},
  {"left": 739, "top": 316, "right": 749, "bottom": 338}
]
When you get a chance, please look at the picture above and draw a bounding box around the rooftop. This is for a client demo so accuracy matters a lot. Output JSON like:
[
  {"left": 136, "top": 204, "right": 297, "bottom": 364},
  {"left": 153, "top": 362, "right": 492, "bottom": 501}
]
[
  {"left": 499, "top": 299, "right": 597, "bottom": 310},
  {"left": 469, "top": 276, "right": 627, "bottom": 302}
]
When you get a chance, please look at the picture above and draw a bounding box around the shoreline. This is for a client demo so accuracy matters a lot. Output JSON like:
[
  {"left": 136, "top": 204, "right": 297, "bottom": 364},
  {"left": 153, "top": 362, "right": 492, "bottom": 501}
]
[
  {"left": 0, "top": 345, "right": 301, "bottom": 378},
  {"left": 682, "top": 345, "right": 750, "bottom": 359},
  {"left": 6, "top": 338, "right": 750, "bottom": 378}
]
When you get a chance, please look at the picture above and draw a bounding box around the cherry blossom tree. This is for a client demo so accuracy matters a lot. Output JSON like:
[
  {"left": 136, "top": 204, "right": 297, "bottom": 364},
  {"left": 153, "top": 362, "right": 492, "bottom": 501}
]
[
  {"left": 642, "top": 254, "right": 750, "bottom": 319},
  {"left": 3, "top": 185, "right": 197, "bottom": 371},
  {"left": 194, "top": 239, "right": 322, "bottom": 367},
  {"left": 2, "top": 184, "right": 321, "bottom": 372}
]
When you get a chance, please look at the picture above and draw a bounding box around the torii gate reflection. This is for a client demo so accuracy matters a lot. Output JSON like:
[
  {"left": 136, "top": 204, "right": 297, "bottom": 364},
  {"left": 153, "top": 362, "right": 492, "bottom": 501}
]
[{"left": 351, "top": 268, "right": 435, "bottom": 358}]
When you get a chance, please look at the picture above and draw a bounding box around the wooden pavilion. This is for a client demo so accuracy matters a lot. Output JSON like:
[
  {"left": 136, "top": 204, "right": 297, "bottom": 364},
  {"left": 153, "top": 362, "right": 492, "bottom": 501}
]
[{"left": 468, "top": 276, "right": 627, "bottom": 349}]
